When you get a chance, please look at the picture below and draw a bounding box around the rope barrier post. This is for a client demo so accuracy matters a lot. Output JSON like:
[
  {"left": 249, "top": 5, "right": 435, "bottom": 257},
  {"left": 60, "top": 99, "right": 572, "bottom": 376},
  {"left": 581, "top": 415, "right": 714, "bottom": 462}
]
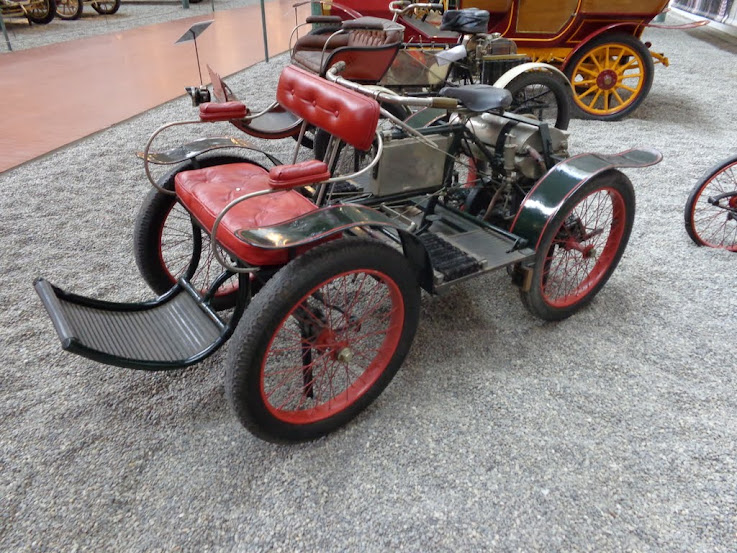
[
  {"left": 0, "top": 13, "right": 11, "bottom": 52},
  {"left": 260, "top": 0, "right": 269, "bottom": 62}
]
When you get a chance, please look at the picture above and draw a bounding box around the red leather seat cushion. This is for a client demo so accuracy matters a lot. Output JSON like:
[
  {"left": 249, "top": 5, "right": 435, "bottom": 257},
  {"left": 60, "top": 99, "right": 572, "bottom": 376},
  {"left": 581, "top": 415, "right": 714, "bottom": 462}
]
[{"left": 175, "top": 163, "right": 319, "bottom": 266}]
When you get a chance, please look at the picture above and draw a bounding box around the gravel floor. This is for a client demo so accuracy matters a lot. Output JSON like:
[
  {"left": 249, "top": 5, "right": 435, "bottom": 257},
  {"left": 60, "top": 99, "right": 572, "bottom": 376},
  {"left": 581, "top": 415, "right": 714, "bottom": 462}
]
[{"left": 2, "top": 8, "right": 737, "bottom": 553}]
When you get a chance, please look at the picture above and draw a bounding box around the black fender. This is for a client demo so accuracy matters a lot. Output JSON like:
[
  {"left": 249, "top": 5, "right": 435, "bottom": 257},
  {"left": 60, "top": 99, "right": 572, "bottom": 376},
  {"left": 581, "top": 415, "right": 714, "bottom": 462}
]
[
  {"left": 235, "top": 204, "right": 435, "bottom": 292},
  {"left": 510, "top": 148, "right": 662, "bottom": 251}
]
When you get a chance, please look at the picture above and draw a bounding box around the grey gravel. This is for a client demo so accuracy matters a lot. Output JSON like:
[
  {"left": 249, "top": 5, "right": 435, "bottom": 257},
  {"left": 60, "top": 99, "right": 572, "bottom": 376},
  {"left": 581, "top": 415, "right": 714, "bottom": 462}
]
[{"left": 2, "top": 9, "right": 737, "bottom": 553}]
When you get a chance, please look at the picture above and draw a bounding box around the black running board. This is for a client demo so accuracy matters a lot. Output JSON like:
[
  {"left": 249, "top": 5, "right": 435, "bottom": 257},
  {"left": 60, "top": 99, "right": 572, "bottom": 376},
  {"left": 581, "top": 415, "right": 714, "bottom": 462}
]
[{"left": 34, "top": 278, "right": 236, "bottom": 370}]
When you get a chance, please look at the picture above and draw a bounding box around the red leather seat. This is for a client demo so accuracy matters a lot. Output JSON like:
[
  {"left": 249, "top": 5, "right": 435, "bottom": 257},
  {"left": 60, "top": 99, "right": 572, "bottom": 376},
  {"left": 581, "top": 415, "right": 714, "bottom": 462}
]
[
  {"left": 174, "top": 65, "right": 380, "bottom": 268},
  {"left": 175, "top": 163, "right": 319, "bottom": 266}
]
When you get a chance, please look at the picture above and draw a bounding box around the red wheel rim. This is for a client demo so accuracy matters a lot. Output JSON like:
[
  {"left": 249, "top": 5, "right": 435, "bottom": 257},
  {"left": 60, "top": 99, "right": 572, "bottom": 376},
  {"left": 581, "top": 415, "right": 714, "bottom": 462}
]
[
  {"left": 541, "top": 187, "right": 627, "bottom": 308},
  {"left": 158, "top": 202, "right": 238, "bottom": 297},
  {"left": 689, "top": 160, "right": 737, "bottom": 251},
  {"left": 260, "top": 268, "right": 405, "bottom": 424}
]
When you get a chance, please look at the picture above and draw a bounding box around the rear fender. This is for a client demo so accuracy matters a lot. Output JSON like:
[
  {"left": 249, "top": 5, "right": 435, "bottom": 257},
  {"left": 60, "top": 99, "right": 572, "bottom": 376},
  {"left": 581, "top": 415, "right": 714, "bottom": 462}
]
[
  {"left": 561, "top": 24, "right": 642, "bottom": 70},
  {"left": 491, "top": 62, "right": 570, "bottom": 90},
  {"left": 509, "top": 148, "right": 662, "bottom": 251}
]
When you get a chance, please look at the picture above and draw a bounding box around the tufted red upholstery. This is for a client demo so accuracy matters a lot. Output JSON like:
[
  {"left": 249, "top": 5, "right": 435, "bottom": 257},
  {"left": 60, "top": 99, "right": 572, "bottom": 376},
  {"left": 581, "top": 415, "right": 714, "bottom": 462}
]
[
  {"left": 199, "top": 101, "right": 248, "bottom": 122},
  {"left": 175, "top": 163, "right": 321, "bottom": 266},
  {"left": 268, "top": 160, "right": 330, "bottom": 189},
  {"left": 277, "top": 65, "right": 380, "bottom": 151}
]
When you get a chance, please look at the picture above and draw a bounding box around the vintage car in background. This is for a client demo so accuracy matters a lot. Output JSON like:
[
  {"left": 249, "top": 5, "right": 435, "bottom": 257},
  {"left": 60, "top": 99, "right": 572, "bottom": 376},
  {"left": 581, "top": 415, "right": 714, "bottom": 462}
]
[{"left": 319, "top": 0, "right": 696, "bottom": 121}]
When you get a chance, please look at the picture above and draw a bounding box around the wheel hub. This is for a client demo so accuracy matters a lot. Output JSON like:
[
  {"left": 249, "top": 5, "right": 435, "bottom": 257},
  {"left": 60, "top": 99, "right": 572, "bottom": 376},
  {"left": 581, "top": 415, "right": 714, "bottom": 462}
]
[
  {"left": 336, "top": 348, "right": 354, "bottom": 364},
  {"left": 563, "top": 235, "right": 596, "bottom": 258},
  {"left": 596, "top": 70, "right": 619, "bottom": 91}
]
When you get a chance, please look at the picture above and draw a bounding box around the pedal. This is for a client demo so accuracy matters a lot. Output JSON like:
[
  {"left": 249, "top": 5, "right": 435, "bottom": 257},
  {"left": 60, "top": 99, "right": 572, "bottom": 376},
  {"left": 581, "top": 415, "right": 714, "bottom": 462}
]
[{"left": 418, "top": 233, "right": 483, "bottom": 282}]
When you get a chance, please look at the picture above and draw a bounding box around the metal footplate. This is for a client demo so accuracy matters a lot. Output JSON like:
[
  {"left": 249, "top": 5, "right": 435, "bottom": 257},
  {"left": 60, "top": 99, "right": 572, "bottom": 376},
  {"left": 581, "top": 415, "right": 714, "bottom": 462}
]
[
  {"left": 418, "top": 233, "right": 483, "bottom": 281},
  {"left": 421, "top": 228, "right": 536, "bottom": 292},
  {"left": 34, "top": 278, "right": 230, "bottom": 370}
]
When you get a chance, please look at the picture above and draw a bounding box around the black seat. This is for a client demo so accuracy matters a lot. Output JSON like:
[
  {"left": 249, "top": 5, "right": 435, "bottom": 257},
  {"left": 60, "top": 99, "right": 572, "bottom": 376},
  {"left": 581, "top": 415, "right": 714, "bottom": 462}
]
[
  {"left": 440, "top": 9, "right": 490, "bottom": 34},
  {"left": 439, "top": 84, "right": 512, "bottom": 112}
]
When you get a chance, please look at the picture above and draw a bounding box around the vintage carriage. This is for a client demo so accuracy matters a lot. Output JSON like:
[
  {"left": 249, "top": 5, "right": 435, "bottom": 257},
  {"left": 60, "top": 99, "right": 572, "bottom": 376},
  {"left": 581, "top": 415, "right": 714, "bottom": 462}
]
[{"left": 320, "top": 0, "right": 698, "bottom": 120}]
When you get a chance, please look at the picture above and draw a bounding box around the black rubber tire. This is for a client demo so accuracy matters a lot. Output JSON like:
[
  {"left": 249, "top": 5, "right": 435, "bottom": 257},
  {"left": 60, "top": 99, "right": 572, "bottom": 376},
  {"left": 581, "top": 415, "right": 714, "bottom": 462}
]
[
  {"left": 505, "top": 71, "right": 571, "bottom": 130},
  {"left": 55, "top": 0, "right": 83, "bottom": 20},
  {"left": 91, "top": 0, "right": 120, "bottom": 14},
  {"left": 226, "top": 238, "right": 421, "bottom": 443},
  {"left": 684, "top": 153, "right": 737, "bottom": 250},
  {"left": 27, "top": 0, "right": 56, "bottom": 24},
  {"left": 133, "top": 154, "right": 257, "bottom": 310},
  {"left": 520, "top": 169, "right": 635, "bottom": 321},
  {"left": 564, "top": 32, "right": 654, "bottom": 121}
]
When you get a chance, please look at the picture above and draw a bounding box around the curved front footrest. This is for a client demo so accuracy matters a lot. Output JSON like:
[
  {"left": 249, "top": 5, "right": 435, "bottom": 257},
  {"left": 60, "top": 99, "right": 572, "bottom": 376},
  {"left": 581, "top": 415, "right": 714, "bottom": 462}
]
[{"left": 34, "top": 278, "right": 231, "bottom": 370}]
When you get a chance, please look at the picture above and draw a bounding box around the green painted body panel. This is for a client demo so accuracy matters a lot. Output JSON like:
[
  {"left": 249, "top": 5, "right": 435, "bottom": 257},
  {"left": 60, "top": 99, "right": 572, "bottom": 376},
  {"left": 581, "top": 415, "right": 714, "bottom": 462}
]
[
  {"left": 236, "top": 204, "right": 402, "bottom": 249},
  {"left": 511, "top": 148, "right": 662, "bottom": 248}
]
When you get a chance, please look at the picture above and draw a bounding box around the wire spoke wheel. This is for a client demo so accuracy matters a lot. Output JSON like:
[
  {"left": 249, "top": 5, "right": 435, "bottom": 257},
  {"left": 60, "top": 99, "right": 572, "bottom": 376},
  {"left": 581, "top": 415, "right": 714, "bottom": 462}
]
[
  {"left": 566, "top": 33, "right": 653, "bottom": 120},
  {"left": 227, "top": 239, "right": 420, "bottom": 442},
  {"left": 55, "top": 0, "right": 82, "bottom": 19},
  {"left": 685, "top": 154, "right": 737, "bottom": 250},
  {"left": 159, "top": 201, "right": 239, "bottom": 299},
  {"left": 261, "top": 269, "right": 403, "bottom": 423},
  {"left": 520, "top": 170, "right": 635, "bottom": 320},
  {"left": 91, "top": 0, "right": 120, "bottom": 14},
  {"left": 133, "top": 155, "right": 253, "bottom": 310},
  {"left": 27, "top": 0, "right": 56, "bottom": 24},
  {"left": 506, "top": 71, "right": 571, "bottom": 130}
]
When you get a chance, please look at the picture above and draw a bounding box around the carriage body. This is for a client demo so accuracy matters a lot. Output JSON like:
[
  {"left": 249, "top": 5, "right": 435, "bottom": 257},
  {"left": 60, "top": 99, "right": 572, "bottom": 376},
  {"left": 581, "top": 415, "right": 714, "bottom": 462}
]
[{"left": 323, "top": 0, "right": 681, "bottom": 120}]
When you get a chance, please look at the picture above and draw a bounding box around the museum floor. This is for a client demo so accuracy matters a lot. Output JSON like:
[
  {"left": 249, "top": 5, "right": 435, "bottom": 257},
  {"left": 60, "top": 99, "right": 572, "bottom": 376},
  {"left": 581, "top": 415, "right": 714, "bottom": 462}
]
[{"left": 0, "top": 0, "right": 306, "bottom": 173}]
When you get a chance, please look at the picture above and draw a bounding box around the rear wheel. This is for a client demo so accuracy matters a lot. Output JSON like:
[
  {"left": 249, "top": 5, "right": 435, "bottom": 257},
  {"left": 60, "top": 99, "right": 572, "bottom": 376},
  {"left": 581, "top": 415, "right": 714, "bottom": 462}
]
[
  {"left": 91, "top": 0, "right": 120, "bottom": 14},
  {"left": 226, "top": 238, "right": 421, "bottom": 443},
  {"left": 505, "top": 71, "right": 571, "bottom": 130},
  {"left": 27, "top": 0, "right": 56, "bottom": 24},
  {"left": 684, "top": 154, "right": 737, "bottom": 250},
  {"left": 564, "top": 33, "right": 654, "bottom": 121},
  {"left": 133, "top": 155, "right": 257, "bottom": 310},
  {"left": 55, "top": 0, "right": 83, "bottom": 20},
  {"left": 520, "top": 170, "right": 635, "bottom": 320}
]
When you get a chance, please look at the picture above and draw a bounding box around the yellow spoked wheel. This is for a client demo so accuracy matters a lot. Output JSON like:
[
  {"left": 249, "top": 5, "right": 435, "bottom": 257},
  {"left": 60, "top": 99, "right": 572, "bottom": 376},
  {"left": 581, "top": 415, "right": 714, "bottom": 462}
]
[{"left": 565, "top": 33, "right": 654, "bottom": 121}]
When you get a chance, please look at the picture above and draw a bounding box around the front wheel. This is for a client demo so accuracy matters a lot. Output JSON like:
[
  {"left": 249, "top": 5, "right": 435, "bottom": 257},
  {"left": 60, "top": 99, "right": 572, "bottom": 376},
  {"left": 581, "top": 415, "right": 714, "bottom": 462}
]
[
  {"left": 505, "top": 71, "right": 571, "bottom": 130},
  {"left": 226, "top": 238, "right": 421, "bottom": 443},
  {"left": 564, "top": 33, "right": 654, "bottom": 121},
  {"left": 520, "top": 170, "right": 635, "bottom": 321},
  {"left": 684, "top": 153, "right": 737, "bottom": 250},
  {"left": 91, "top": 0, "right": 120, "bottom": 14},
  {"left": 55, "top": 0, "right": 83, "bottom": 19},
  {"left": 27, "top": 0, "right": 56, "bottom": 24}
]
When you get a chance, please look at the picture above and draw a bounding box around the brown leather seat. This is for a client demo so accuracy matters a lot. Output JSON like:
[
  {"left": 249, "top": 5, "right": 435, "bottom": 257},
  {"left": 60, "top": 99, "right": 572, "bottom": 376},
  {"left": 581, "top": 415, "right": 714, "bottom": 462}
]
[{"left": 292, "top": 17, "right": 404, "bottom": 83}]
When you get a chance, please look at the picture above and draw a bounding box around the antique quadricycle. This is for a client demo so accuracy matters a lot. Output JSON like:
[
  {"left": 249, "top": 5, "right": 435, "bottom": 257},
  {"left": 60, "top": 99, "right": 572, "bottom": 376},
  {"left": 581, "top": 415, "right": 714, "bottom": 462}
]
[
  {"left": 320, "top": 0, "right": 706, "bottom": 120},
  {"left": 36, "top": 63, "right": 660, "bottom": 442}
]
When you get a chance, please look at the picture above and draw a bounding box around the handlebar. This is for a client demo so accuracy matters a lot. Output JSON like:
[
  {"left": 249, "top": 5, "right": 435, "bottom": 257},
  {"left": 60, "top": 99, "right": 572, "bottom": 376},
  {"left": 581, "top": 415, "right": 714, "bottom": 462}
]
[
  {"left": 388, "top": 1, "right": 444, "bottom": 15},
  {"left": 388, "top": 1, "right": 444, "bottom": 22},
  {"left": 326, "top": 62, "right": 458, "bottom": 111}
]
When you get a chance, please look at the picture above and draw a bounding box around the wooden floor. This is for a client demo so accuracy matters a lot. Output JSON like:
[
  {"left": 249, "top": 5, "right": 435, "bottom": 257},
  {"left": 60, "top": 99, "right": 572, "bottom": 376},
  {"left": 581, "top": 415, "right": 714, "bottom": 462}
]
[{"left": 0, "top": 0, "right": 308, "bottom": 173}]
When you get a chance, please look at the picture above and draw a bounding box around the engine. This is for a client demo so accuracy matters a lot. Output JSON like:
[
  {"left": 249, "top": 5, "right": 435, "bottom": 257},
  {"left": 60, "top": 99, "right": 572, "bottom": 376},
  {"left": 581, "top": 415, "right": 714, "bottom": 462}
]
[{"left": 452, "top": 112, "right": 570, "bottom": 180}]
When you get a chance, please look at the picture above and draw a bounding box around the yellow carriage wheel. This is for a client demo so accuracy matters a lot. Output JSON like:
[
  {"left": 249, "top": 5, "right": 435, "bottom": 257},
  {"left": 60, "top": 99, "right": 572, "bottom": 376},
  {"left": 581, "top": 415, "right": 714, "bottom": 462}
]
[{"left": 565, "top": 33, "right": 655, "bottom": 121}]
